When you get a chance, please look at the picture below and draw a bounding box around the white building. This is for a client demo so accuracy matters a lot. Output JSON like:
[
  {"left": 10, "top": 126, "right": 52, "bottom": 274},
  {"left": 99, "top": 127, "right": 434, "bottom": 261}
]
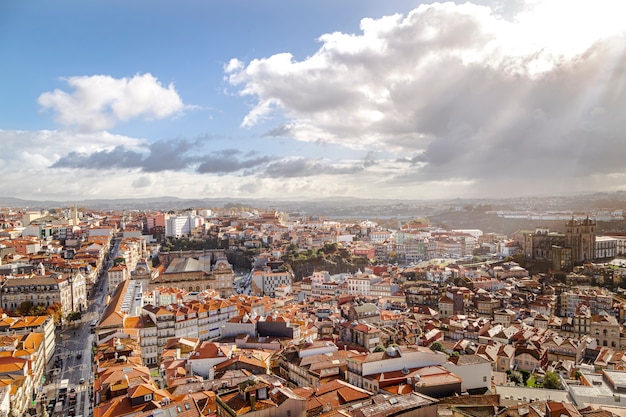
[
  {"left": 346, "top": 345, "right": 446, "bottom": 389},
  {"left": 107, "top": 264, "right": 128, "bottom": 293},
  {"left": 165, "top": 214, "right": 204, "bottom": 237},
  {"left": 442, "top": 355, "right": 492, "bottom": 391},
  {"left": 347, "top": 273, "right": 378, "bottom": 296}
]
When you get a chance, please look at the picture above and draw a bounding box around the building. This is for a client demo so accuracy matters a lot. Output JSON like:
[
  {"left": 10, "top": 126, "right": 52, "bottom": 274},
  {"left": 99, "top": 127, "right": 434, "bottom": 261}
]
[
  {"left": 107, "top": 264, "right": 128, "bottom": 292},
  {"left": 216, "top": 378, "right": 306, "bottom": 417},
  {"left": 591, "top": 311, "right": 620, "bottom": 348},
  {"left": 0, "top": 272, "right": 87, "bottom": 317},
  {"left": 443, "top": 354, "right": 492, "bottom": 392},
  {"left": 559, "top": 287, "right": 612, "bottom": 318},
  {"left": 165, "top": 214, "right": 204, "bottom": 238},
  {"left": 250, "top": 269, "right": 293, "bottom": 298},
  {"left": 565, "top": 217, "right": 596, "bottom": 266},
  {"left": 346, "top": 345, "right": 446, "bottom": 390},
  {"left": 348, "top": 392, "right": 438, "bottom": 417},
  {"left": 148, "top": 256, "right": 234, "bottom": 298},
  {"left": 346, "top": 303, "right": 380, "bottom": 324},
  {"left": 595, "top": 236, "right": 617, "bottom": 260},
  {"left": 0, "top": 315, "right": 56, "bottom": 368}
]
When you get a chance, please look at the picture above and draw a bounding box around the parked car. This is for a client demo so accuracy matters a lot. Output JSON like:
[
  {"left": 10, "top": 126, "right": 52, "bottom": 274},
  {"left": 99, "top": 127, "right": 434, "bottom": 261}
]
[{"left": 79, "top": 377, "right": 85, "bottom": 384}]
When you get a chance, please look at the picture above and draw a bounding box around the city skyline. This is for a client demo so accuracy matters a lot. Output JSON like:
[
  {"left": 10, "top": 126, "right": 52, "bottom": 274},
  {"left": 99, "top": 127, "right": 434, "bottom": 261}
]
[{"left": 2, "top": 0, "right": 626, "bottom": 201}]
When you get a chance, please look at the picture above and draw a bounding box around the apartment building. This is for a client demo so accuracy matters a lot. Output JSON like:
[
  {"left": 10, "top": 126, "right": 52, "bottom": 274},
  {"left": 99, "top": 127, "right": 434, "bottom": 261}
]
[
  {"left": 0, "top": 272, "right": 87, "bottom": 317},
  {"left": 347, "top": 274, "right": 376, "bottom": 296},
  {"left": 560, "top": 287, "right": 612, "bottom": 317},
  {"left": 165, "top": 214, "right": 204, "bottom": 237},
  {"left": 123, "top": 315, "right": 158, "bottom": 367},
  {"left": 143, "top": 305, "right": 175, "bottom": 349},
  {"left": 107, "top": 264, "right": 128, "bottom": 292},
  {"left": 591, "top": 311, "right": 621, "bottom": 348},
  {"left": 250, "top": 268, "right": 293, "bottom": 297},
  {"left": 346, "top": 345, "right": 446, "bottom": 390},
  {"left": 0, "top": 315, "right": 56, "bottom": 367}
]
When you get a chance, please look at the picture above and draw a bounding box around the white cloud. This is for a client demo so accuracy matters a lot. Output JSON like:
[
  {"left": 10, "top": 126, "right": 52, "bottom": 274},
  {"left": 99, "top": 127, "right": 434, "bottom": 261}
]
[
  {"left": 226, "top": 0, "right": 626, "bottom": 197},
  {"left": 224, "top": 58, "right": 243, "bottom": 73},
  {"left": 38, "top": 73, "right": 184, "bottom": 131}
]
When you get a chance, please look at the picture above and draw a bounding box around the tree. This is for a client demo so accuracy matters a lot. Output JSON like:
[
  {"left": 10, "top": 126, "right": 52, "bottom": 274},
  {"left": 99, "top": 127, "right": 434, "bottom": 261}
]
[
  {"left": 429, "top": 341, "right": 444, "bottom": 352},
  {"left": 543, "top": 371, "right": 562, "bottom": 390},
  {"left": 509, "top": 371, "right": 522, "bottom": 385},
  {"left": 520, "top": 369, "right": 530, "bottom": 384},
  {"left": 16, "top": 301, "right": 34, "bottom": 316},
  {"left": 47, "top": 303, "right": 63, "bottom": 325},
  {"left": 373, "top": 345, "right": 385, "bottom": 352},
  {"left": 66, "top": 311, "right": 82, "bottom": 322}
]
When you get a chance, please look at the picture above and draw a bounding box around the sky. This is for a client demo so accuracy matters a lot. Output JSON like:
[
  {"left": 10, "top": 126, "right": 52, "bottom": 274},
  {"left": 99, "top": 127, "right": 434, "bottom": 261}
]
[{"left": 1, "top": 0, "right": 626, "bottom": 202}]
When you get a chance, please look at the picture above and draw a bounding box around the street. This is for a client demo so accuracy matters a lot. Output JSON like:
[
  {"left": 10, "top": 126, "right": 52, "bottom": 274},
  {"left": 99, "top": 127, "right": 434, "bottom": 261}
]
[{"left": 40, "top": 239, "right": 114, "bottom": 417}]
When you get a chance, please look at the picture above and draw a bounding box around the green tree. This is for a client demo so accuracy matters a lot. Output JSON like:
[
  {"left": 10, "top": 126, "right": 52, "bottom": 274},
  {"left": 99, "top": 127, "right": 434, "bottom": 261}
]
[
  {"left": 509, "top": 371, "right": 522, "bottom": 385},
  {"left": 31, "top": 305, "right": 48, "bottom": 315},
  {"left": 16, "top": 301, "right": 34, "bottom": 315},
  {"left": 429, "top": 341, "right": 444, "bottom": 352},
  {"left": 543, "top": 371, "right": 562, "bottom": 390},
  {"left": 67, "top": 311, "right": 82, "bottom": 322},
  {"left": 520, "top": 369, "right": 530, "bottom": 384},
  {"left": 373, "top": 345, "right": 385, "bottom": 352}
]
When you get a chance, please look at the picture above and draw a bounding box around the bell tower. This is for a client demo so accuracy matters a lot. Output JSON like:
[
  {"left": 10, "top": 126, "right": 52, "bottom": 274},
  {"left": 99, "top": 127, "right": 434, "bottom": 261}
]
[{"left": 565, "top": 216, "right": 596, "bottom": 265}]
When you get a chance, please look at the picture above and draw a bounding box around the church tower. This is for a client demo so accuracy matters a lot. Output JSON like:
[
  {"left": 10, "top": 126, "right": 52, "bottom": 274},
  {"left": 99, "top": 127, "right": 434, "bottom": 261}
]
[{"left": 565, "top": 217, "right": 596, "bottom": 265}]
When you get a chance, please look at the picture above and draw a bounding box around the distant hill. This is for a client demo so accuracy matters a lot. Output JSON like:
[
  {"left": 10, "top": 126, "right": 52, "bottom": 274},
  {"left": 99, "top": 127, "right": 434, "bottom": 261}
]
[{"left": 1, "top": 192, "right": 626, "bottom": 231}]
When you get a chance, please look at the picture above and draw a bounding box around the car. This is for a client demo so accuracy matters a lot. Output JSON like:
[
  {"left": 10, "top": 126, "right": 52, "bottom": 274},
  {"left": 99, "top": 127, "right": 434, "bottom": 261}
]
[
  {"left": 68, "top": 406, "right": 75, "bottom": 416},
  {"left": 70, "top": 387, "right": 76, "bottom": 393},
  {"left": 77, "top": 352, "right": 82, "bottom": 359},
  {"left": 80, "top": 378, "right": 85, "bottom": 384}
]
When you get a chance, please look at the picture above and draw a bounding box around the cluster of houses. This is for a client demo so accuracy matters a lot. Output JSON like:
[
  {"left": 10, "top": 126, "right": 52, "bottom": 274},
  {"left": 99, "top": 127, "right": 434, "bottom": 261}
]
[{"left": 4, "top": 207, "right": 626, "bottom": 415}]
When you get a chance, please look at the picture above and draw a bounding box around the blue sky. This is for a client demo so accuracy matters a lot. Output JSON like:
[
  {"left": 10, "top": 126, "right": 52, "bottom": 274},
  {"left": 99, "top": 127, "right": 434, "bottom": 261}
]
[{"left": 2, "top": 0, "right": 626, "bottom": 201}]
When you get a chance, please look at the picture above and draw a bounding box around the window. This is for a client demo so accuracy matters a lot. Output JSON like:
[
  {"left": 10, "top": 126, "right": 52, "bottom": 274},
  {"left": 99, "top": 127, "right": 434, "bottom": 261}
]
[{"left": 483, "top": 376, "right": 487, "bottom": 382}]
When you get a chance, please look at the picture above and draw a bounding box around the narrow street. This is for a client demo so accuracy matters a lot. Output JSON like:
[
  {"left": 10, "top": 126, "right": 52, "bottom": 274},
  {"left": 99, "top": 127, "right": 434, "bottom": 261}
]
[{"left": 40, "top": 239, "right": 114, "bottom": 417}]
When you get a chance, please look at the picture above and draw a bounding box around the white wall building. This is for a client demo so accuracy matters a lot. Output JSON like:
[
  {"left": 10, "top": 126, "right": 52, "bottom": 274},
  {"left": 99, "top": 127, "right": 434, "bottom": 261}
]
[
  {"left": 165, "top": 214, "right": 204, "bottom": 237},
  {"left": 442, "top": 355, "right": 492, "bottom": 391}
]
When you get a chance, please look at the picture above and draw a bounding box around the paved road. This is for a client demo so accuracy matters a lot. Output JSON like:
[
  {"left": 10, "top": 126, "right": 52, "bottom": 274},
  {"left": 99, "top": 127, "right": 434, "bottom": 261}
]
[{"left": 41, "top": 241, "right": 113, "bottom": 417}]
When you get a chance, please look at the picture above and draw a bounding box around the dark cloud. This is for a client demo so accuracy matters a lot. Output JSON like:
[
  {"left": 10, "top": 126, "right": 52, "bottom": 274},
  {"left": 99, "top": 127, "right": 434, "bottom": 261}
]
[
  {"left": 52, "top": 146, "right": 143, "bottom": 169},
  {"left": 51, "top": 136, "right": 379, "bottom": 180},
  {"left": 197, "top": 154, "right": 275, "bottom": 174},
  {"left": 262, "top": 154, "right": 377, "bottom": 178},
  {"left": 140, "top": 138, "right": 202, "bottom": 172},
  {"left": 51, "top": 137, "right": 253, "bottom": 174}
]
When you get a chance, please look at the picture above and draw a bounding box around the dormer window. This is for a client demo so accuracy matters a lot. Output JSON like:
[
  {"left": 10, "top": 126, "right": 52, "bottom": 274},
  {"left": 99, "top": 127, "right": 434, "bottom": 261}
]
[{"left": 143, "top": 393, "right": 152, "bottom": 402}]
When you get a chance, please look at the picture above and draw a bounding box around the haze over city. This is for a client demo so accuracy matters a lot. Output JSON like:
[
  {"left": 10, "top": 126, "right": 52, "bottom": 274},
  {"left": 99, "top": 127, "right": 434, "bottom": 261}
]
[{"left": 2, "top": 0, "right": 626, "bottom": 201}]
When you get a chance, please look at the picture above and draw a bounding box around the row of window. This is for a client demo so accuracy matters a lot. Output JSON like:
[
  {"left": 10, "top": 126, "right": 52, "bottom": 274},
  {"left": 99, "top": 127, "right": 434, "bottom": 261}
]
[{"left": 4, "top": 285, "right": 59, "bottom": 292}]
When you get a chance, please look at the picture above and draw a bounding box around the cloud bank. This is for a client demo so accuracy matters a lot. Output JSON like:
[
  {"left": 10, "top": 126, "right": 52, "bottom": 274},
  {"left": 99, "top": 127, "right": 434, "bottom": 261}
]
[{"left": 226, "top": 1, "right": 626, "bottom": 195}]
